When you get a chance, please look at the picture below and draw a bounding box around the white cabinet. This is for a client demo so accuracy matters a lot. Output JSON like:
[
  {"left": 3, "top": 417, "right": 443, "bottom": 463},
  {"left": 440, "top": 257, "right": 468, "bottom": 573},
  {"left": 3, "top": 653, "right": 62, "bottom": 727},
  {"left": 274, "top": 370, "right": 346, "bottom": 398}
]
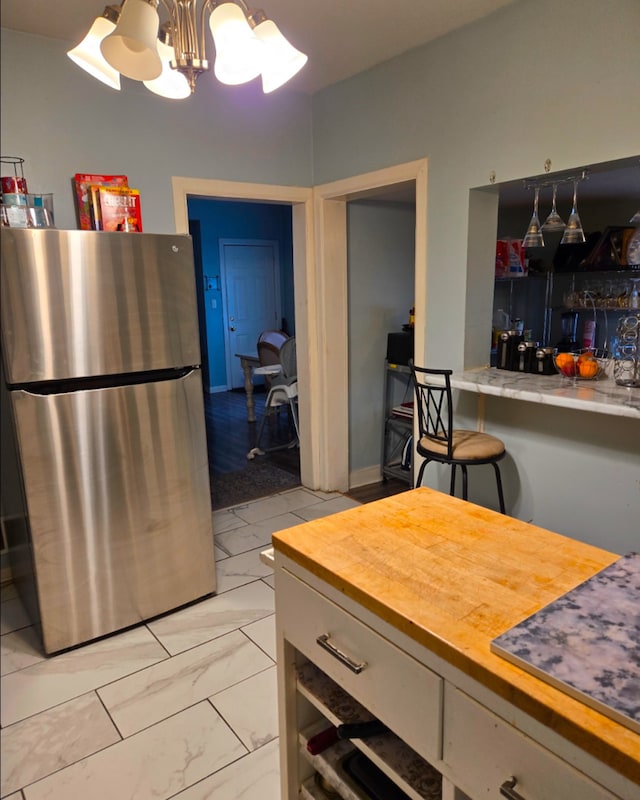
[
  {"left": 279, "top": 568, "right": 442, "bottom": 763},
  {"left": 275, "top": 557, "right": 627, "bottom": 800},
  {"left": 443, "top": 687, "right": 614, "bottom": 800}
]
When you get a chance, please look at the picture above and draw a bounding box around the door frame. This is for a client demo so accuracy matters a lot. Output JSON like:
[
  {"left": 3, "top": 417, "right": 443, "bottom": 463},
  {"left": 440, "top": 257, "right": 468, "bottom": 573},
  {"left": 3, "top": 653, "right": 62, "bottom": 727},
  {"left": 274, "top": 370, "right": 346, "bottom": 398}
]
[
  {"left": 171, "top": 160, "right": 428, "bottom": 492},
  {"left": 311, "top": 159, "right": 428, "bottom": 491},
  {"left": 172, "top": 178, "right": 316, "bottom": 490},
  {"left": 219, "top": 238, "right": 282, "bottom": 389}
]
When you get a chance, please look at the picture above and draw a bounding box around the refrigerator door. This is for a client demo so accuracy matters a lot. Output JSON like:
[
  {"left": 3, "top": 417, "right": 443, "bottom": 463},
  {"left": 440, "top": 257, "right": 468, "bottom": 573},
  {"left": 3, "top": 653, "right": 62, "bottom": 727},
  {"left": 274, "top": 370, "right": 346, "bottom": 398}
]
[
  {"left": 1, "top": 229, "right": 201, "bottom": 385},
  {"left": 11, "top": 369, "right": 215, "bottom": 653}
]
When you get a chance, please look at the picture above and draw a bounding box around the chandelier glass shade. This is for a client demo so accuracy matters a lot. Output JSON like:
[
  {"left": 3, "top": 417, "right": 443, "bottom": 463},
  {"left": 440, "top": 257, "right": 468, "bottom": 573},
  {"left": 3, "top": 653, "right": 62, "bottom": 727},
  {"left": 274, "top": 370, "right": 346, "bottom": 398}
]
[
  {"left": 67, "top": 0, "right": 308, "bottom": 98},
  {"left": 143, "top": 29, "right": 191, "bottom": 98},
  {"left": 209, "top": 2, "right": 264, "bottom": 85},
  {"left": 252, "top": 15, "right": 308, "bottom": 93},
  {"left": 100, "top": 0, "right": 163, "bottom": 81},
  {"left": 66, "top": 10, "right": 121, "bottom": 90}
]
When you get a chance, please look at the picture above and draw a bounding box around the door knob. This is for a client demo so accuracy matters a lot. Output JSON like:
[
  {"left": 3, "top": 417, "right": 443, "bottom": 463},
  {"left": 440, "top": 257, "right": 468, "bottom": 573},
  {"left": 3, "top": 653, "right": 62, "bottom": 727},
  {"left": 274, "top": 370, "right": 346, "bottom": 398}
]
[{"left": 230, "top": 326, "right": 236, "bottom": 331}]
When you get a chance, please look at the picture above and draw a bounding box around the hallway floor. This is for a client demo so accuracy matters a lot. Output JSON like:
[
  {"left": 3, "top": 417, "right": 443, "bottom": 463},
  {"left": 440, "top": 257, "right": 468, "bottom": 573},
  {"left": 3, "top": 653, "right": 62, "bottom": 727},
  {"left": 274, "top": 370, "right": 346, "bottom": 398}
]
[
  {"left": 205, "top": 389, "right": 302, "bottom": 510},
  {"left": 0, "top": 487, "right": 363, "bottom": 800}
]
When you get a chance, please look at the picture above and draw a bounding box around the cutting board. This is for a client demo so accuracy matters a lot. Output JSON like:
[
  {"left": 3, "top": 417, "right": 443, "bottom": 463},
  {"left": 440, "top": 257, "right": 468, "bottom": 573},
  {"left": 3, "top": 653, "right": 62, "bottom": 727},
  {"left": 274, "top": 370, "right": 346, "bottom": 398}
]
[{"left": 491, "top": 552, "right": 640, "bottom": 734}]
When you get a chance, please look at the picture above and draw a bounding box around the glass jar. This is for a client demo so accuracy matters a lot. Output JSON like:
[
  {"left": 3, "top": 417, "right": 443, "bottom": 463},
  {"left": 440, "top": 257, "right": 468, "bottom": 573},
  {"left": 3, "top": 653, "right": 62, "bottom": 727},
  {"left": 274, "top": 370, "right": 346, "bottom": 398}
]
[{"left": 613, "top": 315, "right": 640, "bottom": 387}]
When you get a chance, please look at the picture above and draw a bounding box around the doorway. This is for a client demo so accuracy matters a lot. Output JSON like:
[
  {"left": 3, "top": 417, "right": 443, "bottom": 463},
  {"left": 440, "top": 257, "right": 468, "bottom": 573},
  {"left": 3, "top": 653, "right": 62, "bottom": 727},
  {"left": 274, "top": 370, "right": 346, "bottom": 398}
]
[
  {"left": 184, "top": 195, "right": 302, "bottom": 509},
  {"left": 172, "top": 161, "right": 428, "bottom": 494},
  {"left": 311, "top": 159, "right": 428, "bottom": 491},
  {"left": 219, "top": 238, "right": 282, "bottom": 389},
  {"left": 187, "top": 198, "right": 294, "bottom": 393}
]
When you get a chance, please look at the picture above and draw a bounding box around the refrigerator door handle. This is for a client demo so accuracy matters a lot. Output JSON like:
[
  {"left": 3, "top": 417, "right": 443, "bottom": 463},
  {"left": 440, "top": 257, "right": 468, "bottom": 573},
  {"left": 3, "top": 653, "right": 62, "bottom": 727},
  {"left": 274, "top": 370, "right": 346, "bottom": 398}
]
[{"left": 11, "top": 367, "right": 200, "bottom": 396}]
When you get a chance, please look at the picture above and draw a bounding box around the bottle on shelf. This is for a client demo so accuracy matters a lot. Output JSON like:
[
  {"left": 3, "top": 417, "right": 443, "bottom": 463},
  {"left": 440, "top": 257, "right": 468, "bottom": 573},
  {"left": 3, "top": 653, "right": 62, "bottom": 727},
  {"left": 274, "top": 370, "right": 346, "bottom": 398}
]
[
  {"left": 629, "top": 280, "right": 640, "bottom": 310},
  {"left": 583, "top": 319, "right": 596, "bottom": 350}
]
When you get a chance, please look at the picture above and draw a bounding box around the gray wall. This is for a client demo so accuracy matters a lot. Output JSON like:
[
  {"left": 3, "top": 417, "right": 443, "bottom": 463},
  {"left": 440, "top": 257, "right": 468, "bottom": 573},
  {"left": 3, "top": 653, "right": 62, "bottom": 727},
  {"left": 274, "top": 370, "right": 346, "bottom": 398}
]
[
  {"left": 311, "top": 0, "right": 640, "bottom": 551},
  {"left": 2, "top": 0, "right": 639, "bottom": 553},
  {"left": 311, "top": 0, "right": 640, "bottom": 370},
  {"left": 347, "top": 200, "right": 415, "bottom": 478},
  {"left": 0, "top": 30, "right": 313, "bottom": 233}
]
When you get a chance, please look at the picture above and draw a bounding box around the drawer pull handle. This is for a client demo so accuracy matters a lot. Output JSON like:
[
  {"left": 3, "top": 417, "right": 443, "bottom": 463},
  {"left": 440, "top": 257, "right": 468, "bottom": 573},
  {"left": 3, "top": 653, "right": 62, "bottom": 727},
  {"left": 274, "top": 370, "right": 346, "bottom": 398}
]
[
  {"left": 316, "top": 633, "right": 367, "bottom": 674},
  {"left": 500, "top": 777, "right": 526, "bottom": 800}
]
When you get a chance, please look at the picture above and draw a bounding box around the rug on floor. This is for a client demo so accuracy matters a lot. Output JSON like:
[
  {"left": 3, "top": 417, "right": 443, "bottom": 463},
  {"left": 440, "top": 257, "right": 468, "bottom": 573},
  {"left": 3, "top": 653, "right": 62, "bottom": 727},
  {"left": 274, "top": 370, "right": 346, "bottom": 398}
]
[{"left": 211, "top": 459, "right": 301, "bottom": 510}]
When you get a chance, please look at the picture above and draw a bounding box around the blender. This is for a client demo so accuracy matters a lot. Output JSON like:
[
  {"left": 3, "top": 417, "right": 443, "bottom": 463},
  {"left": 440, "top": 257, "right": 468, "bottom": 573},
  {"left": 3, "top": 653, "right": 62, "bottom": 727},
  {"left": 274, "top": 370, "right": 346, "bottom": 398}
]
[{"left": 556, "top": 311, "right": 579, "bottom": 353}]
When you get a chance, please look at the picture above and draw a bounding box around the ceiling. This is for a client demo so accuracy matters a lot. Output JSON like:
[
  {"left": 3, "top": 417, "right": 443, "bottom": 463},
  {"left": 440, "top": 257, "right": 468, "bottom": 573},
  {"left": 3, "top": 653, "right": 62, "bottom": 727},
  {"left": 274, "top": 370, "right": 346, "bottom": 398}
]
[{"left": 0, "top": 0, "right": 518, "bottom": 95}]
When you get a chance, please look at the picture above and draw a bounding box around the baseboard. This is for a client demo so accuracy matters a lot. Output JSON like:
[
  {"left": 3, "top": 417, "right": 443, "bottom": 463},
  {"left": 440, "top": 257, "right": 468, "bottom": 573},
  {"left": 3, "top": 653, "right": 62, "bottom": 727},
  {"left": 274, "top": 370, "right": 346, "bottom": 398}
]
[{"left": 349, "top": 465, "right": 382, "bottom": 489}]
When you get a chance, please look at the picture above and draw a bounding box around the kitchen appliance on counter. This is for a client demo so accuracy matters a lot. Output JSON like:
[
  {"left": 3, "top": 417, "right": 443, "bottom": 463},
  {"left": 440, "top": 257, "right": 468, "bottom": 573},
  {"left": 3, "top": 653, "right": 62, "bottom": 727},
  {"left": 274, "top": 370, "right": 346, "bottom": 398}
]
[
  {"left": 516, "top": 340, "right": 538, "bottom": 373},
  {"left": 496, "top": 330, "right": 523, "bottom": 370},
  {"left": 386, "top": 330, "right": 414, "bottom": 366},
  {"left": 1, "top": 228, "right": 215, "bottom": 654},
  {"left": 534, "top": 346, "right": 557, "bottom": 375},
  {"left": 556, "top": 311, "right": 579, "bottom": 353}
]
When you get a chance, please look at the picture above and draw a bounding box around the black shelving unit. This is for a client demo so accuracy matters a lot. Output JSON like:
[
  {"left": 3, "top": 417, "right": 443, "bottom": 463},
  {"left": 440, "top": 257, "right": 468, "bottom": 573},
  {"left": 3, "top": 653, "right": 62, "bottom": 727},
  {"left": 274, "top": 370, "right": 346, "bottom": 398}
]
[
  {"left": 381, "top": 361, "right": 413, "bottom": 485},
  {"left": 492, "top": 269, "right": 639, "bottom": 357}
]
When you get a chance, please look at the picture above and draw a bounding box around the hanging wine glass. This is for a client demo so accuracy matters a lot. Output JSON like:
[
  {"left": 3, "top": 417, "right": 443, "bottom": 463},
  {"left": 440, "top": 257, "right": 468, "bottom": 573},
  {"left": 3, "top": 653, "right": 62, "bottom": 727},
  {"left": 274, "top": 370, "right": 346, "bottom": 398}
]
[
  {"left": 522, "top": 186, "right": 544, "bottom": 248},
  {"left": 560, "top": 179, "right": 585, "bottom": 244},
  {"left": 542, "top": 183, "right": 566, "bottom": 231}
]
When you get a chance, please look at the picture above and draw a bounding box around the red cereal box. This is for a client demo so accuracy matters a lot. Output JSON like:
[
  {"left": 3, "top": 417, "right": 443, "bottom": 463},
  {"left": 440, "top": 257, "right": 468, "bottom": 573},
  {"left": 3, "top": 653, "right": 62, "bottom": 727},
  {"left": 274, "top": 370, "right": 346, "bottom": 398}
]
[{"left": 74, "top": 173, "right": 128, "bottom": 230}]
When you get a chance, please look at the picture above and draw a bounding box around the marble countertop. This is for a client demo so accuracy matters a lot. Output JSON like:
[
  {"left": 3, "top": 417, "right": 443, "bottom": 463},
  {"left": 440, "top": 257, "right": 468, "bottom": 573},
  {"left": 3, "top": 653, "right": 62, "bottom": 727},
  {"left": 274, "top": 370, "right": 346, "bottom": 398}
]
[
  {"left": 491, "top": 552, "right": 640, "bottom": 735},
  {"left": 451, "top": 367, "right": 640, "bottom": 418}
]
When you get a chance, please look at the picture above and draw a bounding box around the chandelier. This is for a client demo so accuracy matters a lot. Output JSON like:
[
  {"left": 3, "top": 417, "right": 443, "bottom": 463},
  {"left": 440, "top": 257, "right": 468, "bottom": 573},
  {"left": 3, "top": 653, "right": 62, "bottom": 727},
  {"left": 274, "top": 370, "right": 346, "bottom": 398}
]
[{"left": 67, "top": 0, "right": 308, "bottom": 99}]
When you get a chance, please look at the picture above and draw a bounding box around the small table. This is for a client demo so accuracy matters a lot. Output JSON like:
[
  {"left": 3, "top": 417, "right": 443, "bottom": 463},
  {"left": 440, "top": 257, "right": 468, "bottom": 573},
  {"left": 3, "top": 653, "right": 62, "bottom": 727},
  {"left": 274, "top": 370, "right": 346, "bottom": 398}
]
[
  {"left": 235, "top": 353, "right": 282, "bottom": 422},
  {"left": 236, "top": 354, "right": 260, "bottom": 421}
]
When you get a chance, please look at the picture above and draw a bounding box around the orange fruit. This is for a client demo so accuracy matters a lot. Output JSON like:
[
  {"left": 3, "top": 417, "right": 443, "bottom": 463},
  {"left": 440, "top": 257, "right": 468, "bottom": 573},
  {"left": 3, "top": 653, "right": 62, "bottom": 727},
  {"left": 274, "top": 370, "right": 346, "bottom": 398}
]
[
  {"left": 555, "top": 352, "right": 576, "bottom": 376},
  {"left": 577, "top": 351, "right": 594, "bottom": 365},
  {"left": 578, "top": 357, "right": 599, "bottom": 378}
]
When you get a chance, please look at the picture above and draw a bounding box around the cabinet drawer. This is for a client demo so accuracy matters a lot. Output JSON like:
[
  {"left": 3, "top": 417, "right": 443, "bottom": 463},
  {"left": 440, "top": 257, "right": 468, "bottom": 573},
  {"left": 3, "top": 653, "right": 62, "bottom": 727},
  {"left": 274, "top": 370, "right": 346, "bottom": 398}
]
[
  {"left": 278, "top": 568, "right": 442, "bottom": 763},
  {"left": 443, "top": 687, "right": 616, "bottom": 800}
]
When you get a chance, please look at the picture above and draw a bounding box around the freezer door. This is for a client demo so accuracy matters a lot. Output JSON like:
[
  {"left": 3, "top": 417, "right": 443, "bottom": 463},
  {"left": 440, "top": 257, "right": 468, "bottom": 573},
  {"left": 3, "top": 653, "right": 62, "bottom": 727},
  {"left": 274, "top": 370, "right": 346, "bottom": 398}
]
[
  {"left": 1, "top": 229, "right": 201, "bottom": 384},
  {"left": 11, "top": 369, "right": 215, "bottom": 653}
]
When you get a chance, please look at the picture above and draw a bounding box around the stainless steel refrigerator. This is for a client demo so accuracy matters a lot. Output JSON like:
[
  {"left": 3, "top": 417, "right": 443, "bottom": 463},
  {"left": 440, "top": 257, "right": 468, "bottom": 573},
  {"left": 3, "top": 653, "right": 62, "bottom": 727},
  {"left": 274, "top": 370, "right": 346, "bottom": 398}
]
[{"left": 1, "top": 228, "right": 215, "bottom": 654}]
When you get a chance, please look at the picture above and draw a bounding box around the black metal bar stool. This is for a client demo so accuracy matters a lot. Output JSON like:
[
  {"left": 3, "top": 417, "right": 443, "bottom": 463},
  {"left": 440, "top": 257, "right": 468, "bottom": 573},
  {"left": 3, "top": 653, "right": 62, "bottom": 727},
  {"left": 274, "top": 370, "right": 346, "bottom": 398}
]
[{"left": 411, "top": 365, "right": 506, "bottom": 513}]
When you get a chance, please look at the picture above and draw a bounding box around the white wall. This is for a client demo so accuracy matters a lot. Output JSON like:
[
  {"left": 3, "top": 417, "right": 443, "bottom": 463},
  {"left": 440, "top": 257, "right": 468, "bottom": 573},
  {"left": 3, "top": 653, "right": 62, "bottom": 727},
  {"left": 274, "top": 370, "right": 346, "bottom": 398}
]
[
  {"left": 347, "top": 200, "right": 415, "bottom": 479},
  {"left": 0, "top": 30, "right": 313, "bottom": 233}
]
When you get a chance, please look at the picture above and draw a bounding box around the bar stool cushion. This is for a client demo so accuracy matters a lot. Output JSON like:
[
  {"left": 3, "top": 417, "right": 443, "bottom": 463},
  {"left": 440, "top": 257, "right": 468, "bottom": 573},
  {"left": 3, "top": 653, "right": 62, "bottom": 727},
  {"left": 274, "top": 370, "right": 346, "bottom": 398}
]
[{"left": 419, "top": 430, "right": 505, "bottom": 460}]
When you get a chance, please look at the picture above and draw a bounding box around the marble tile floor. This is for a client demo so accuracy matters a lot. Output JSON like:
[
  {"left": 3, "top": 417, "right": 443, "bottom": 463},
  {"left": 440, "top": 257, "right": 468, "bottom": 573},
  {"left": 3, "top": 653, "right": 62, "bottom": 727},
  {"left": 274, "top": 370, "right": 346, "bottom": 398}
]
[{"left": 0, "top": 487, "right": 362, "bottom": 800}]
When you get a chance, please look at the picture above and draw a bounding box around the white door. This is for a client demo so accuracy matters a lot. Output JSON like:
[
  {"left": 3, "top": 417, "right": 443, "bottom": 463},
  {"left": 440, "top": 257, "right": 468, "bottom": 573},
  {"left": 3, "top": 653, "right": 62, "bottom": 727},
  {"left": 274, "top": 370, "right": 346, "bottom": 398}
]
[{"left": 220, "top": 239, "right": 281, "bottom": 389}]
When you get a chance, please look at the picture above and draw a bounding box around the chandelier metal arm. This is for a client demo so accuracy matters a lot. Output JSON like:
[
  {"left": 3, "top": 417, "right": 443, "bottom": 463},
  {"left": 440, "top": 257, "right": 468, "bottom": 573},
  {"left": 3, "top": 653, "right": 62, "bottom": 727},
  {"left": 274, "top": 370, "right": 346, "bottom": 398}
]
[{"left": 158, "top": 0, "right": 177, "bottom": 29}]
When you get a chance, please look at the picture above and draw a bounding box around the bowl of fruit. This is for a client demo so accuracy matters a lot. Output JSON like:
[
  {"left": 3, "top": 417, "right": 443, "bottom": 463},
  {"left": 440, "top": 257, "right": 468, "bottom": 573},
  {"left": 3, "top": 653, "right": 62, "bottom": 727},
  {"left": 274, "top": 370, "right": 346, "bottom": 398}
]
[{"left": 553, "top": 349, "right": 609, "bottom": 381}]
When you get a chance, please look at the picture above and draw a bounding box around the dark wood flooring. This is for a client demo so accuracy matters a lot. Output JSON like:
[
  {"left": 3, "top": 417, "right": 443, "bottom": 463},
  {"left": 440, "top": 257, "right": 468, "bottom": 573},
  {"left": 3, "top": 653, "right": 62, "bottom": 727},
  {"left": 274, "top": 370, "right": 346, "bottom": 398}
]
[
  {"left": 204, "top": 388, "right": 301, "bottom": 477},
  {"left": 346, "top": 478, "right": 409, "bottom": 504},
  {"left": 204, "top": 388, "right": 409, "bottom": 506}
]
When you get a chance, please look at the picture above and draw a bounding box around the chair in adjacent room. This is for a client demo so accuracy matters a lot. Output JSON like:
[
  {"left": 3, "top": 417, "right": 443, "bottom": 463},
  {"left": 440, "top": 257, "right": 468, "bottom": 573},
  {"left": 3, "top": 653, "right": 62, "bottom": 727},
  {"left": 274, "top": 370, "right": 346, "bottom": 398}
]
[
  {"left": 256, "top": 329, "right": 290, "bottom": 391},
  {"left": 411, "top": 365, "right": 506, "bottom": 513},
  {"left": 248, "top": 336, "right": 299, "bottom": 459}
]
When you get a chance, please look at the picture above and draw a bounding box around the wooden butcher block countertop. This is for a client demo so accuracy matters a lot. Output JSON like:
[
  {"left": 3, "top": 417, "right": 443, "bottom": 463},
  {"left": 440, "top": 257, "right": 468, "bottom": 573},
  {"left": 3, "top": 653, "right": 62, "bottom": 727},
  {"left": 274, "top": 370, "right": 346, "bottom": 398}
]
[{"left": 272, "top": 487, "right": 639, "bottom": 785}]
